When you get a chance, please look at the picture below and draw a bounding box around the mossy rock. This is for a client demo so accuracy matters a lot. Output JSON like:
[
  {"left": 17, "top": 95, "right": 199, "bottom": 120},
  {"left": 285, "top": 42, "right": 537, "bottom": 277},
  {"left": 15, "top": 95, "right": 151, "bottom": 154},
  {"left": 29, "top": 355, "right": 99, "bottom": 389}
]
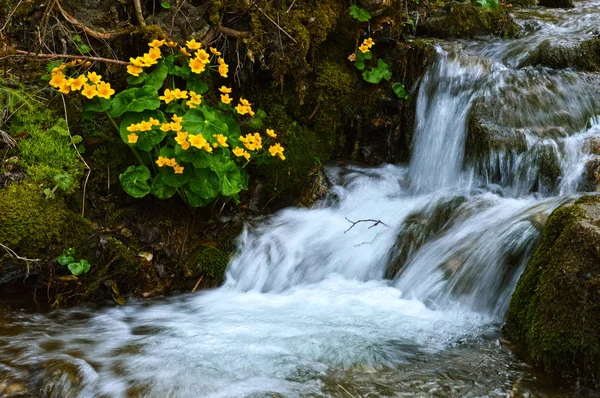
[
  {"left": 183, "top": 245, "right": 229, "bottom": 283},
  {"left": 418, "top": 2, "right": 520, "bottom": 39},
  {"left": 0, "top": 183, "right": 93, "bottom": 261},
  {"left": 504, "top": 195, "right": 600, "bottom": 386},
  {"left": 529, "top": 38, "right": 600, "bottom": 72}
]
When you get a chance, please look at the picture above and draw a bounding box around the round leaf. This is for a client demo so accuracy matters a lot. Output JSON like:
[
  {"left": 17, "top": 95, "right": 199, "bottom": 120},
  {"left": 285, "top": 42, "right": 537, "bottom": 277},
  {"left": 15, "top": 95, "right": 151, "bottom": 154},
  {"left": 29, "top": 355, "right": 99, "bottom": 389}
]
[
  {"left": 119, "top": 165, "right": 151, "bottom": 198},
  {"left": 188, "top": 168, "right": 220, "bottom": 199},
  {"left": 151, "top": 172, "right": 177, "bottom": 199},
  {"left": 110, "top": 86, "right": 160, "bottom": 118}
]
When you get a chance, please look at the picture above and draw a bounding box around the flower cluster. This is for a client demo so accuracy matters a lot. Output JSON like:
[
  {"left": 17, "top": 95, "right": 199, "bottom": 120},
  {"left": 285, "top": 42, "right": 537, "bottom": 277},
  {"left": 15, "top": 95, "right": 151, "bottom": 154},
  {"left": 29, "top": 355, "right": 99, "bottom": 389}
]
[
  {"left": 126, "top": 117, "right": 161, "bottom": 143},
  {"left": 235, "top": 98, "right": 254, "bottom": 116},
  {"left": 156, "top": 156, "right": 184, "bottom": 174},
  {"left": 49, "top": 63, "right": 115, "bottom": 100},
  {"left": 359, "top": 37, "right": 375, "bottom": 53},
  {"left": 232, "top": 129, "right": 285, "bottom": 162}
]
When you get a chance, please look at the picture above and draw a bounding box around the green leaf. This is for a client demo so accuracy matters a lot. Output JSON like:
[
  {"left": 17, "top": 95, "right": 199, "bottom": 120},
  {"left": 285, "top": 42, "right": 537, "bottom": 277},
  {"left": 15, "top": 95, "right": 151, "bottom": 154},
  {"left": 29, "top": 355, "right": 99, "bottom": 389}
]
[
  {"left": 215, "top": 161, "right": 244, "bottom": 197},
  {"left": 249, "top": 117, "right": 263, "bottom": 130},
  {"left": 256, "top": 109, "right": 268, "bottom": 120},
  {"left": 362, "top": 59, "right": 392, "bottom": 84},
  {"left": 151, "top": 172, "right": 177, "bottom": 199},
  {"left": 355, "top": 50, "right": 372, "bottom": 71},
  {"left": 187, "top": 168, "right": 220, "bottom": 199},
  {"left": 146, "top": 61, "right": 169, "bottom": 90},
  {"left": 349, "top": 5, "right": 371, "bottom": 22},
  {"left": 109, "top": 86, "right": 160, "bottom": 118},
  {"left": 70, "top": 135, "right": 83, "bottom": 145},
  {"left": 161, "top": 167, "right": 191, "bottom": 188},
  {"left": 475, "top": 0, "right": 498, "bottom": 9},
  {"left": 43, "top": 188, "right": 55, "bottom": 200},
  {"left": 57, "top": 254, "right": 74, "bottom": 266},
  {"left": 183, "top": 185, "right": 212, "bottom": 207},
  {"left": 82, "top": 97, "right": 112, "bottom": 120},
  {"left": 119, "top": 110, "right": 167, "bottom": 151},
  {"left": 174, "top": 144, "right": 195, "bottom": 162},
  {"left": 183, "top": 108, "right": 228, "bottom": 136},
  {"left": 68, "top": 259, "right": 91, "bottom": 276},
  {"left": 161, "top": 1, "right": 171, "bottom": 9},
  {"left": 119, "top": 165, "right": 151, "bottom": 198},
  {"left": 127, "top": 72, "right": 147, "bottom": 86},
  {"left": 392, "top": 82, "right": 409, "bottom": 99},
  {"left": 186, "top": 75, "right": 209, "bottom": 94},
  {"left": 192, "top": 151, "right": 229, "bottom": 172},
  {"left": 53, "top": 173, "right": 73, "bottom": 191}
]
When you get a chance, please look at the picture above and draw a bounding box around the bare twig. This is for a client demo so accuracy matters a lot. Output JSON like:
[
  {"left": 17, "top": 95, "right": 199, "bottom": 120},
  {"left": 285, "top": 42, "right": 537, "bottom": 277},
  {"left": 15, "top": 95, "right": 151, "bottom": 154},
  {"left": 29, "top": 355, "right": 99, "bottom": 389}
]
[
  {"left": 219, "top": 26, "right": 250, "bottom": 38},
  {"left": 337, "top": 384, "right": 358, "bottom": 398},
  {"left": 0, "top": 242, "right": 41, "bottom": 263},
  {"left": 0, "top": 0, "right": 24, "bottom": 34},
  {"left": 192, "top": 275, "right": 204, "bottom": 292},
  {"left": 60, "top": 94, "right": 91, "bottom": 217},
  {"left": 286, "top": 0, "right": 297, "bottom": 13},
  {"left": 5, "top": 49, "right": 130, "bottom": 65},
  {"left": 344, "top": 217, "right": 389, "bottom": 233},
  {"left": 255, "top": 6, "right": 297, "bottom": 43},
  {"left": 133, "top": 0, "right": 147, "bottom": 27}
]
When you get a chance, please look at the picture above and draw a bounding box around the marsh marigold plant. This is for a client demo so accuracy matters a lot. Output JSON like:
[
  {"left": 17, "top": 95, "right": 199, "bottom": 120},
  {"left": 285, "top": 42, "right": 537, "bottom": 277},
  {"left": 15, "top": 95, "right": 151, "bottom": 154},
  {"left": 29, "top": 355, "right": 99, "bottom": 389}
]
[{"left": 48, "top": 39, "right": 286, "bottom": 207}]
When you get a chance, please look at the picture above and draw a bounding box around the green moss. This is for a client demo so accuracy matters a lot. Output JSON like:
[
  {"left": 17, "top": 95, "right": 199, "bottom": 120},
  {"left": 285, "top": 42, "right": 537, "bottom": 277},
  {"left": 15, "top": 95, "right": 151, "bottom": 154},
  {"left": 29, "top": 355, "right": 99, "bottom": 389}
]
[
  {"left": 533, "top": 38, "right": 600, "bottom": 72},
  {"left": 419, "top": 2, "right": 519, "bottom": 39},
  {"left": 0, "top": 183, "right": 93, "bottom": 260},
  {"left": 10, "top": 109, "right": 83, "bottom": 191},
  {"left": 504, "top": 196, "right": 600, "bottom": 385},
  {"left": 184, "top": 245, "right": 229, "bottom": 282}
]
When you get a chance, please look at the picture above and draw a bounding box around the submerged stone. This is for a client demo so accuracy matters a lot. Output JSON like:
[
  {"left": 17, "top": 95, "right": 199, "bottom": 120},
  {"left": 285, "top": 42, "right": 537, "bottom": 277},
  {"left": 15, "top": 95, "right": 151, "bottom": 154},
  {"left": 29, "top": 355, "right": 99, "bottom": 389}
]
[{"left": 504, "top": 195, "right": 600, "bottom": 386}]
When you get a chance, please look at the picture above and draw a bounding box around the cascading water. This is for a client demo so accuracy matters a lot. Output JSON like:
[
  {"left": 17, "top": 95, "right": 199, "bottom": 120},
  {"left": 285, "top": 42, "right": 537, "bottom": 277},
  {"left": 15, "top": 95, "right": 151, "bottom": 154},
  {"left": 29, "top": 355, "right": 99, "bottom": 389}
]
[{"left": 2, "top": 2, "right": 600, "bottom": 397}]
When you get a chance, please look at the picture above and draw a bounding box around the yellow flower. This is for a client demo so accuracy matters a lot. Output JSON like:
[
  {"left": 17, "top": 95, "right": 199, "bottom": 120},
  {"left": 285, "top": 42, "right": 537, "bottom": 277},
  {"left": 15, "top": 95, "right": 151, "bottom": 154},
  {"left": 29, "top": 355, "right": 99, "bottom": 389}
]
[
  {"left": 232, "top": 147, "right": 245, "bottom": 157},
  {"left": 210, "top": 47, "right": 221, "bottom": 56},
  {"left": 156, "top": 156, "right": 167, "bottom": 167},
  {"left": 203, "top": 144, "right": 213, "bottom": 153},
  {"left": 170, "top": 121, "right": 182, "bottom": 132},
  {"left": 127, "top": 65, "right": 144, "bottom": 76},
  {"left": 148, "top": 47, "right": 162, "bottom": 61},
  {"left": 243, "top": 151, "right": 251, "bottom": 160},
  {"left": 269, "top": 143, "right": 285, "bottom": 160},
  {"left": 180, "top": 47, "right": 191, "bottom": 57},
  {"left": 84, "top": 61, "right": 92, "bottom": 67},
  {"left": 212, "top": 143, "right": 219, "bottom": 148},
  {"left": 235, "top": 104, "right": 249, "bottom": 115},
  {"left": 172, "top": 114, "right": 183, "bottom": 123},
  {"left": 51, "top": 64, "right": 66, "bottom": 73},
  {"left": 142, "top": 53, "right": 158, "bottom": 66},
  {"left": 175, "top": 131, "right": 189, "bottom": 149},
  {"left": 160, "top": 123, "right": 172, "bottom": 132},
  {"left": 218, "top": 57, "right": 229, "bottom": 77},
  {"left": 87, "top": 72, "right": 102, "bottom": 84},
  {"left": 189, "top": 57, "right": 206, "bottom": 74},
  {"left": 69, "top": 75, "right": 88, "bottom": 91},
  {"left": 49, "top": 72, "right": 66, "bottom": 88},
  {"left": 149, "top": 39, "right": 166, "bottom": 48},
  {"left": 138, "top": 121, "right": 153, "bottom": 131},
  {"left": 97, "top": 82, "right": 115, "bottom": 99},
  {"left": 130, "top": 57, "right": 147, "bottom": 67},
  {"left": 240, "top": 98, "right": 250, "bottom": 106},
  {"left": 219, "top": 86, "right": 232, "bottom": 94},
  {"left": 127, "top": 133, "right": 139, "bottom": 144},
  {"left": 195, "top": 49, "right": 210, "bottom": 63},
  {"left": 220, "top": 94, "right": 232, "bottom": 104},
  {"left": 81, "top": 84, "right": 97, "bottom": 99},
  {"left": 359, "top": 44, "right": 369, "bottom": 53},
  {"left": 266, "top": 129, "right": 276, "bottom": 138},
  {"left": 165, "top": 158, "right": 178, "bottom": 167},
  {"left": 186, "top": 39, "right": 202, "bottom": 50},
  {"left": 363, "top": 38, "right": 374, "bottom": 48},
  {"left": 149, "top": 117, "right": 160, "bottom": 126},
  {"left": 187, "top": 91, "right": 202, "bottom": 108},
  {"left": 58, "top": 78, "right": 73, "bottom": 94},
  {"left": 159, "top": 88, "right": 176, "bottom": 104},
  {"left": 127, "top": 123, "right": 140, "bottom": 132},
  {"left": 239, "top": 133, "right": 262, "bottom": 151},
  {"left": 165, "top": 40, "right": 178, "bottom": 47},
  {"left": 174, "top": 165, "right": 184, "bottom": 174},
  {"left": 213, "top": 134, "right": 228, "bottom": 147},
  {"left": 188, "top": 133, "right": 208, "bottom": 149},
  {"left": 172, "top": 89, "right": 188, "bottom": 100}
]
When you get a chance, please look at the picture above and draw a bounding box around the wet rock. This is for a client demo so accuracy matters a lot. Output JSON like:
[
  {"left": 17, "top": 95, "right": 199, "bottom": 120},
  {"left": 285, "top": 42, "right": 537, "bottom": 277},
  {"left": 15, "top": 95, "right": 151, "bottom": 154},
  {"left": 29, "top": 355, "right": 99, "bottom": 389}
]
[
  {"left": 578, "top": 157, "right": 600, "bottom": 192},
  {"left": 529, "top": 38, "right": 600, "bottom": 71},
  {"left": 183, "top": 245, "right": 229, "bottom": 284},
  {"left": 538, "top": 0, "right": 574, "bottom": 8},
  {"left": 418, "top": 2, "right": 520, "bottom": 39},
  {"left": 359, "top": 0, "right": 393, "bottom": 16},
  {"left": 504, "top": 195, "right": 600, "bottom": 386},
  {"left": 299, "top": 166, "right": 332, "bottom": 208}
]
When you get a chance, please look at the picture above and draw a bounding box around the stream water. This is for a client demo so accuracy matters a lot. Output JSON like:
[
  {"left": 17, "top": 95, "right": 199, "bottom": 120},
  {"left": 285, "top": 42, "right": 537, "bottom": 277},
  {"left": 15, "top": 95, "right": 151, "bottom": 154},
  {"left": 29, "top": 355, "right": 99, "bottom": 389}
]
[{"left": 2, "top": 1, "right": 600, "bottom": 397}]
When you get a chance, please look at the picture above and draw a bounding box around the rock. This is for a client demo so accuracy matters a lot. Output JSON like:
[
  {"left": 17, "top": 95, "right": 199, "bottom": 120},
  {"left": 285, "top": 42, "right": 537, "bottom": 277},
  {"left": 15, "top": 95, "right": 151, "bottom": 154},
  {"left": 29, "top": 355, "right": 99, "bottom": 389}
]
[
  {"left": 538, "top": 0, "right": 574, "bottom": 8},
  {"left": 504, "top": 195, "right": 600, "bottom": 386},
  {"left": 529, "top": 38, "right": 600, "bottom": 71},
  {"left": 578, "top": 157, "right": 600, "bottom": 192},
  {"left": 298, "top": 166, "right": 332, "bottom": 208},
  {"left": 418, "top": 2, "right": 520, "bottom": 39},
  {"left": 359, "top": 0, "right": 392, "bottom": 16},
  {"left": 183, "top": 245, "right": 229, "bottom": 283}
]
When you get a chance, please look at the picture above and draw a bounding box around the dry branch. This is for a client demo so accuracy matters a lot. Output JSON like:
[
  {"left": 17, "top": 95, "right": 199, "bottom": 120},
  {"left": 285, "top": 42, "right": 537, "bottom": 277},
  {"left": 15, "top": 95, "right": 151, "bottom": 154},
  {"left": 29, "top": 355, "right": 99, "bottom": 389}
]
[
  {"left": 7, "top": 49, "right": 130, "bottom": 65},
  {"left": 344, "top": 218, "right": 389, "bottom": 233}
]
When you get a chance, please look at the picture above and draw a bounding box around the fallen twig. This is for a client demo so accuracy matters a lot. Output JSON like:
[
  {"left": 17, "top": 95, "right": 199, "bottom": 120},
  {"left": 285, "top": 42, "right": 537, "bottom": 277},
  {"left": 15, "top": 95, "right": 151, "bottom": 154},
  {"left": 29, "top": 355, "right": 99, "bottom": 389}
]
[
  {"left": 133, "top": 0, "right": 146, "bottom": 27},
  {"left": 344, "top": 217, "right": 389, "bottom": 233},
  {"left": 255, "top": 6, "right": 297, "bottom": 43},
  {"left": 0, "top": 242, "right": 41, "bottom": 263},
  {"left": 6, "top": 49, "right": 130, "bottom": 65},
  {"left": 192, "top": 275, "right": 204, "bottom": 292}
]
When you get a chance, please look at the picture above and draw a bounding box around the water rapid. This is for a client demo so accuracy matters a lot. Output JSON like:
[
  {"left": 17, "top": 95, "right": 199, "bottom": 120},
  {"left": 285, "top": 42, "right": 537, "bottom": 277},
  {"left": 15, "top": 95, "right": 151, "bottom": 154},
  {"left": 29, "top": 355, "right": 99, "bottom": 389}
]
[{"left": 2, "top": 1, "right": 600, "bottom": 396}]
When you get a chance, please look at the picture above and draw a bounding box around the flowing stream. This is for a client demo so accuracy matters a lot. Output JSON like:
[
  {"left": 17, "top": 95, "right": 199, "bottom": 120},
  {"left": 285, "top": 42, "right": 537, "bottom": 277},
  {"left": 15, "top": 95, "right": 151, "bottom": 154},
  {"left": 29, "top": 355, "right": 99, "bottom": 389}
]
[{"left": 2, "top": 1, "right": 600, "bottom": 397}]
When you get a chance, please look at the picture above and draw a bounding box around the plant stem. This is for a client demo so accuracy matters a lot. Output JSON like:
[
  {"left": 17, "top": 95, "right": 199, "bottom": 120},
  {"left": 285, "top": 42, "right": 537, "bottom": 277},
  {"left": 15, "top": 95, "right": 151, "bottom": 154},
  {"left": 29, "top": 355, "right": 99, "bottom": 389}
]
[{"left": 105, "top": 111, "right": 145, "bottom": 166}]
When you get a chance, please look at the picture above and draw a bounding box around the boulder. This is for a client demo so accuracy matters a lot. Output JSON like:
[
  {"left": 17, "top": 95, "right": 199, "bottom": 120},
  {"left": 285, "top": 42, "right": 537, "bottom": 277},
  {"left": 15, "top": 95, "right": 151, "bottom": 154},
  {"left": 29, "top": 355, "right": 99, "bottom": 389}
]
[
  {"left": 530, "top": 38, "right": 600, "bottom": 71},
  {"left": 504, "top": 195, "right": 600, "bottom": 386}
]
